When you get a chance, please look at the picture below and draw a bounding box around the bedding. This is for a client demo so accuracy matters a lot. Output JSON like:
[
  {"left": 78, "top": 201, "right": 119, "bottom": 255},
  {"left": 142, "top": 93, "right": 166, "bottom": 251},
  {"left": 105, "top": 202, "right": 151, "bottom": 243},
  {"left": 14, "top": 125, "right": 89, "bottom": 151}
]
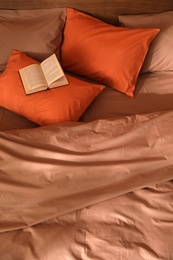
[
  {"left": 0, "top": 50, "right": 105, "bottom": 125},
  {"left": 0, "top": 8, "right": 66, "bottom": 71},
  {"left": 61, "top": 8, "right": 159, "bottom": 97},
  {"left": 0, "top": 107, "right": 38, "bottom": 131},
  {"left": 81, "top": 71, "right": 173, "bottom": 121},
  {"left": 1, "top": 1, "right": 173, "bottom": 259},
  {"left": 1, "top": 110, "right": 173, "bottom": 259},
  {"left": 119, "top": 11, "right": 173, "bottom": 73}
]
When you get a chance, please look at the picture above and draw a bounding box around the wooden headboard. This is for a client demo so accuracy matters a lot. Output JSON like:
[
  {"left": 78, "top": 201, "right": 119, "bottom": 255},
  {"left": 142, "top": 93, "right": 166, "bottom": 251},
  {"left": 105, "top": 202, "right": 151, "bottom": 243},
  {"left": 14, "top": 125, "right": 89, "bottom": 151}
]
[{"left": 0, "top": 0, "right": 173, "bottom": 25}]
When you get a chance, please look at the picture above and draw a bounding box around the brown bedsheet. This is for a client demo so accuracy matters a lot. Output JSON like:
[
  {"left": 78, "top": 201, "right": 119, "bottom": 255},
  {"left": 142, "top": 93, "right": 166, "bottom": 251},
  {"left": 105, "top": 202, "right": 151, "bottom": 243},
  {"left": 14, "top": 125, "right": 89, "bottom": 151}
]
[
  {"left": 81, "top": 71, "right": 173, "bottom": 122},
  {"left": 0, "top": 110, "right": 173, "bottom": 259},
  {"left": 0, "top": 106, "right": 38, "bottom": 131}
]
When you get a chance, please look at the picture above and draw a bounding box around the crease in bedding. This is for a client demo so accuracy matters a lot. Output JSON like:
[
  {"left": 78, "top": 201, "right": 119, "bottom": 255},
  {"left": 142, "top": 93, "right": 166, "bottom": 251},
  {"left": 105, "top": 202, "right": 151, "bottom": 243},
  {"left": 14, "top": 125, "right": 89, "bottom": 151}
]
[{"left": 1, "top": 110, "right": 173, "bottom": 234}]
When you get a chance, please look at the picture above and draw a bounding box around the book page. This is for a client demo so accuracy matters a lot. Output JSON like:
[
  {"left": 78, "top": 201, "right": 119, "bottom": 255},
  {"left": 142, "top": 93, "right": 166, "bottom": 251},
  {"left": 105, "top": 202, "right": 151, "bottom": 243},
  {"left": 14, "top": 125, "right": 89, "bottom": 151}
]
[
  {"left": 49, "top": 75, "right": 69, "bottom": 89},
  {"left": 19, "top": 64, "right": 47, "bottom": 94},
  {"left": 41, "top": 54, "right": 64, "bottom": 86}
]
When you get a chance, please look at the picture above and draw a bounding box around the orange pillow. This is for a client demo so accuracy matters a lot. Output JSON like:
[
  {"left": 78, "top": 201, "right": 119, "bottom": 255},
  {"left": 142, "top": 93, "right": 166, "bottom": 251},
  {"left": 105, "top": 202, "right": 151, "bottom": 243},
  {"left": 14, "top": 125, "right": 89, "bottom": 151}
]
[
  {"left": 61, "top": 8, "right": 159, "bottom": 98},
  {"left": 0, "top": 50, "right": 105, "bottom": 126}
]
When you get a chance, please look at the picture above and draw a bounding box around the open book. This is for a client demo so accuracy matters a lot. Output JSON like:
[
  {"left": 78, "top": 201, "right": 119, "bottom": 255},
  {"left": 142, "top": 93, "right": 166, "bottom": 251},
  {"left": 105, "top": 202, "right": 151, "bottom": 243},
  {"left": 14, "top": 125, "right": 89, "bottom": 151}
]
[{"left": 19, "top": 54, "right": 68, "bottom": 94}]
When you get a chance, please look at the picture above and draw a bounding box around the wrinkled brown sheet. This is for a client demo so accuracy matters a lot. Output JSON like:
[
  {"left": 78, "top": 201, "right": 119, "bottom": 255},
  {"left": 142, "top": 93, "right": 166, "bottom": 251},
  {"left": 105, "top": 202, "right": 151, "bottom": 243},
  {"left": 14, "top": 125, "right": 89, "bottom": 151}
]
[
  {"left": 0, "top": 106, "right": 38, "bottom": 131},
  {"left": 1, "top": 110, "right": 173, "bottom": 259},
  {"left": 81, "top": 71, "right": 173, "bottom": 122}
]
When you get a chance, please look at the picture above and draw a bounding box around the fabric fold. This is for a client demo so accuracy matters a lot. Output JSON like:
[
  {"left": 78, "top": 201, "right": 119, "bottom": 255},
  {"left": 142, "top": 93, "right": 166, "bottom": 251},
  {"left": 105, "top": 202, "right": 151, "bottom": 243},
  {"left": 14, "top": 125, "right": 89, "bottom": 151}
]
[{"left": 1, "top": 110, "right": 173, "bottom": 232}]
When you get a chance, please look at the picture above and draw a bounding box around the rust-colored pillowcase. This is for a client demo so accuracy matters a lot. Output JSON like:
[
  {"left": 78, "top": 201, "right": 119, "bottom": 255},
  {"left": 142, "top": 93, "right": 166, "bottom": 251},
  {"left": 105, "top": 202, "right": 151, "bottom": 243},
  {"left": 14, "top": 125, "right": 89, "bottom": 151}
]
[
  {"left": 118, "top": 11, "right": 173, "bottom": 73},
  {"left": 61, "top": 8, "right": 159, "bottom": 98},
  {"left": 0, "top": 50, "right": 105, "bottom": 126},
  {"left": 0, "top": 8, "right": 66, "bottom": 71}
]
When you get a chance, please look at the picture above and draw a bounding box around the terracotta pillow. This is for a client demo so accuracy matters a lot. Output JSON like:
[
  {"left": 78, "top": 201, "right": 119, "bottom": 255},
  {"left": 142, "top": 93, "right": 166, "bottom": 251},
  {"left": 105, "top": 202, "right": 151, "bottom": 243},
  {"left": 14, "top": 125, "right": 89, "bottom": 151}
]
[
  {"left": 0, "top": 50, "right": 105, "bottom": 126},
  {"left": 61, "top": 8, "right": 159, "bottom": 98},
  {"left": 118, "top": 11, "right": 173, "bottom": 73},
  {"left": 0, "top": 8, "right": 66, "bottom": 71}
]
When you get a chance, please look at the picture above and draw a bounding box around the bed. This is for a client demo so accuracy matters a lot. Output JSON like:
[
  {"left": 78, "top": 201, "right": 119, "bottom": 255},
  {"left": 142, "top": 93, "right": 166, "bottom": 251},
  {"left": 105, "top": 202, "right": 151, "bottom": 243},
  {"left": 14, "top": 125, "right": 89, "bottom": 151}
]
[{"left": 0, "top": 0, "right": 173, "bottom": 259}]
